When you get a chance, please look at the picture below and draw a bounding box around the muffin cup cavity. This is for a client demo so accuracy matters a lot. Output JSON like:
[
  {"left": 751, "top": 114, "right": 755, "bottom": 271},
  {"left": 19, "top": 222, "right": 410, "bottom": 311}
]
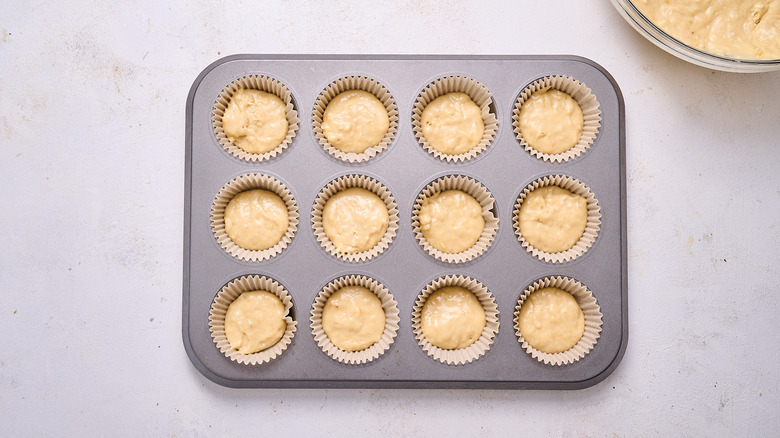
[
  {"left": 411, "top": 275, "right": 499, "bottom": 365},
  {"left": 212, "top": 75, "right": 299, "bottom": 162},
  {"left": 311, "top": 174, "right": 399, "bottom": 263},
  {"left": 512, "top": 174, "right": 601, "bottom": 263},
  {"left": 209, "top": 275, "right": 297, "bottom": 365},
  {"left": 513, "top": 276, "right": 602, "bottom": 366},
  {"left": 512, "top": 75, "right": 601, "bottom": 163},
  {"left": 412, "top": 175, "right": 499, "bottom": 263},
  {"left": 412, "top": 76, "right": 499, "bottom": 163},
  {"left": 310, "top": 275, "right": 400, "bottom": 364},
  {"left": 312, "top": 76, "right": 398, "bottom": 163},
  {"left": 210, "top": 173, "right": 299, "bottom": 262}
]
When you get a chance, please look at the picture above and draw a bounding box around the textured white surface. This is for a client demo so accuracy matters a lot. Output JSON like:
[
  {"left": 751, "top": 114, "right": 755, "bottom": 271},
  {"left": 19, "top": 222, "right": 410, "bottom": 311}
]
[{"left": 1, "top": 1, "right": 779, "bottom": 436}]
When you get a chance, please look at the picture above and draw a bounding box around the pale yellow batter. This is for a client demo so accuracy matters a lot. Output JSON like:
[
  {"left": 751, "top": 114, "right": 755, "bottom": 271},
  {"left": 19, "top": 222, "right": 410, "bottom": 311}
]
[
  {"left": 222, "top": 89, "right": 289, "bottom": 154},
  {"left": 518, "top": 88, "right": 584, "bottom": 155},
  {"left": 322, "top": 187, "right": 389, "bottom": 254},
  {"left": 225, "top": 290, "right": 286, "bottom": 354},
  {"left": 633, "top": 0, "right": 780, "bottom": 59},
  {"left": 421, "top": 286, "right": 486, "bottom": 350},
  {"left": 419, "top": 190, "right": 485, "bottom": 254},
  {"left": 224, "top": 189, "right": 289, "bottom": 251},
  {"left": 518, "top": 287, "right": 584, "bottom": 354},
  {"left": 421, "top": 92, "right": 485, "bottom": 155},
  {"left": 322, "top": 90, "right": 390, "bottom": 154},
  {"left": 322, "top": 286, "right": 386, "bottom": 352},
  {"left": 518, "top": 186, "right": 587, "bottom": 253}
]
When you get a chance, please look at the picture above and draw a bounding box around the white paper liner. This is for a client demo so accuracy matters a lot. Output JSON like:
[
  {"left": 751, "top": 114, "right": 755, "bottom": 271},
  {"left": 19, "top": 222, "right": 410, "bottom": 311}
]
[
  {"left": 411, "top": 76, "right": 499, "bottom": 163},
  {"left": 412, "top": 175, "right": 499, "bottom": 263},
  {"left": 309, "top": 275, "right": 400, "bottom": 364},
  {"left": 212, "top": 75, "right": 300, "bottom": 162},
  {"left": 512, "top": 75, "right": 601, "bottom": 163},
  {"left": 209, "top": 275, "right": 297, "bottom": 365},
  {"left": 312, "top": 76, "right": 398, "bottom": 163},
  {"left": 512, "top": 175, "right": 601, "bottom": 263},
  {"left": 513, "top": 276, "right": 602, "bottom": 366},
  {"left": 311, "top": 174, "right": 399, "bottom": 262},
  {"left": 411, "top": 275, "right": 499, "bottom": 365},
  {"left": 211, "top": 173, "right": 299, "bottom": 262}
]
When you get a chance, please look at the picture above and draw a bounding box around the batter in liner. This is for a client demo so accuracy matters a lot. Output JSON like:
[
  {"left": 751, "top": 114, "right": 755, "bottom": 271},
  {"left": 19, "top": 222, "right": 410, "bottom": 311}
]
[
  {"left": 421, "top": 92, "right": 485, "bottom": 155},
  {"left": 419, "top": 190, "right": 485, "bottom": 254},
  {"left": 421, "top": 286, "right": 486, "bottom": 350},
  {"left": 225, "top": 290, "right": 286, "bottom": 355},
  {"left": 322, "top": 285, "right": 386, "bottom": 352},
  {"left": 222, "top": 89, "right": 289, "bottom": 154},
  {"left": 518, "top": 88, "right": 584, "bottom": 155},
  {"left": 518, "top": 287, "right": 584, "bottom": 354},
  {"left": 224, "top": 189, "right": 289, "bottom": 251},
  {"left": 322, "top": 187, "right": 389, "bottom": 254},
  {"left": 518, "top": 186, "right": 587, "bottom": 253},
  {"left": 322, "top": 90, "right": 390, "bottom": 154}
]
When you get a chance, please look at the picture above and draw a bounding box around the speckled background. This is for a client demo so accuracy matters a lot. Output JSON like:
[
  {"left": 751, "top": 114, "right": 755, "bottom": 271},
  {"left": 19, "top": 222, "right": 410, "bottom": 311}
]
[{"left": 1, "top": 1, "right": 778, "bottom": 436}]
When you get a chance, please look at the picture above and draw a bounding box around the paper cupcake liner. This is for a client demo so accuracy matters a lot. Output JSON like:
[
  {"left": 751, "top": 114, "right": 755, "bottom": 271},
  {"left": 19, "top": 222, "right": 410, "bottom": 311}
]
[
  {"left": 512, "top": 175, "right": 601, "bottom": 263},
  {"left": 211, "top": 173, "right": 299, "bottom": 262},
  {"left": 311, "top": 174, "right": 399, "bottom": 263},
  {"left": 208, "top": 275, "right": 297, "bottom": 365},
  {"left": 412, "top": 76, "right": 499, "bottom": 163},
  {"left": 412, "top": 175, "right": 499, "bottom": 263},
  {"left": 513, "top": 276, "right": 602, "bottom": 366},
  {"left": 512, "top": 75, "right": 601, "bottom": 163},
  {"left": 310, "top": 275, "right": 400, "bottom": 364},
  {"left": 411, "top": 275, "right": 499, "bottom": 365},
  {"left": 212, "top": 75, "right": 299, "bottom": 162},
  {"left": 312, "top": 76, "right": 398, "bottom": 163}
]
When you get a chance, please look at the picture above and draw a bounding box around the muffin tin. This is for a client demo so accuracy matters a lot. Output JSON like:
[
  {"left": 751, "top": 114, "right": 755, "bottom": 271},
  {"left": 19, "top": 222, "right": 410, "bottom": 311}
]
[{"left": 183, "top": 54, "right": 628, "bottom": 389}]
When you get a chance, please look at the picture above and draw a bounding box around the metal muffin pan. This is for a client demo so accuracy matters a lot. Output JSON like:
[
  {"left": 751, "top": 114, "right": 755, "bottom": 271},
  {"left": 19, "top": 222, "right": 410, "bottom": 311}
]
[{"left": 183, "top": 54, "right": 628, "bottom": 389}]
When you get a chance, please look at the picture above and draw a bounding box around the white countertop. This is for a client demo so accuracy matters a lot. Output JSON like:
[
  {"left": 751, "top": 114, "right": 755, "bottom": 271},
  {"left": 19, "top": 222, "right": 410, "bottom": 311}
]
[{"left": 2, "top": 1, "right": 778, "bottom": 435}]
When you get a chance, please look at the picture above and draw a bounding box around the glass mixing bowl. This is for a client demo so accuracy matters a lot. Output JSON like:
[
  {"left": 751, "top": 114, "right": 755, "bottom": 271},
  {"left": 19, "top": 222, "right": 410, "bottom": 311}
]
[{"left": 609, "top": 0, "right": 780, "bottom": 73}]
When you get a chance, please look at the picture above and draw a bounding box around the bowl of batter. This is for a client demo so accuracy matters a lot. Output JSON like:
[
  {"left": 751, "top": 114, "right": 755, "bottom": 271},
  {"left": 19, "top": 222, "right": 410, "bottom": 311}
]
[{"left": 610, "top": 0, "right": 780, "bottom": 72}]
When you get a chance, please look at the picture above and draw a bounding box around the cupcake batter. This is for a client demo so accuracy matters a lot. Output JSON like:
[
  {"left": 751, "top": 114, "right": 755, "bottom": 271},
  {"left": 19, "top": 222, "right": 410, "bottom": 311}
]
[
  {"left": 224, "top": 189, "right": 289, "bottom": 251},
  {"left": 518, "top": 88, "right": 584, "bottom": 155},
  {"left": 518, "top": 287, "right": 584, "bottom": 354},
  {"left": 322, "top": 285, "right": 386, "bottom": 352},
  {"left": 322, "top": 187, "right": 389, "bottom": 254},
  {"left": 421, "top": 286, "right": 486, "bottom": 350},
  {"left": 225, "top": 290, "right": 286, "bottom": 354},
  {"left": 421, "top": 92, "right": 485, "bottom": 155},
  {"left": 222, "top": 89, "right": 289, "bottom": 154},
  {"left": 518, "top": 186, "right": 587, "bottom": 253},
  {"left": 322, "top": 90, "right": 390, "bottom": 153},
  {"left": 633, "top": 0, "right": 780, "bottom": 59},
  {"left": 419, "top": 190, "right": 485, "bottom": 254}
]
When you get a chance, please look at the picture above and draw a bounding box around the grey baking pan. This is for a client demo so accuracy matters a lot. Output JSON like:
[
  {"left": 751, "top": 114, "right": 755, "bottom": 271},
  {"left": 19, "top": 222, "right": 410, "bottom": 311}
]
[{"left": 182, "top": 54, "right": 628, "bottom": 389}]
